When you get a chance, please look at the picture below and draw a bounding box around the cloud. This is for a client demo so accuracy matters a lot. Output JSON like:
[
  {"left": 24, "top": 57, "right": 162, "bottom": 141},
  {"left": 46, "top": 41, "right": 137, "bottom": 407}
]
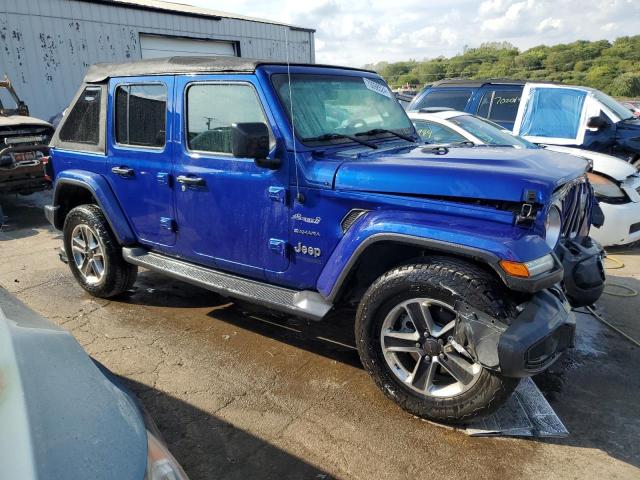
[
  {"left": 537, "top": 17, "right": 563, "bottom": 33},
  {"left": 185, "top": 0, "right": 640, "bottom": 66}
]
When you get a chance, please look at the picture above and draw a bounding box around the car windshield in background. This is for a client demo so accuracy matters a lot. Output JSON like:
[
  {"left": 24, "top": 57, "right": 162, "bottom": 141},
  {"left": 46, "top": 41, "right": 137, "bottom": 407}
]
[
  {"left": 414, "top": 90, "right": 473, "bottom": 111},
  {"left": 592, "top": 90, "right": 635, "bottom": 121},
  {"left": 272, "top": 74, "right": 414, "bottom": 144},
  {"left": 449, "top": 115, "right": 536, "bottom": 148}
]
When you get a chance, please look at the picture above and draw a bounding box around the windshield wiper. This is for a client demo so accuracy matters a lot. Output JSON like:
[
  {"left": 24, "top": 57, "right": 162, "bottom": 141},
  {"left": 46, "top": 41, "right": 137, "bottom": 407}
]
[
  {"left": 302, "top": 133, "right": 378, "bottom": 149},
  {"left": 355, "top": 128, "right": 416, "bottom": 142},
  {"left": 423, "top": 140, "right": 477, "bottom": 147}
]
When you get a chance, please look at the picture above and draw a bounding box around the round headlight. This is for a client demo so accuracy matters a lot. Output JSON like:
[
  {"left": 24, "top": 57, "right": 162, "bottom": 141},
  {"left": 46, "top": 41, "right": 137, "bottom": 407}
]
[{"left": 544, "top": 205, "right": 562, "bottom": 248}]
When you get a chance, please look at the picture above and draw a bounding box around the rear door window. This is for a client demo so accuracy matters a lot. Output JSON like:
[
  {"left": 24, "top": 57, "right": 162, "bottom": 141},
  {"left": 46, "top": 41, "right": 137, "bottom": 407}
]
[
  {"left": 115, "top": 84, "right": 167, "bottom": 148},
  {"left": 414, "top": 90, "right": 473, "bottom": 111},
  {"left": 59, "top": 87, "right": 102, "bottom": 145},
  {"left": 476, "top": 90, "right": 521, "bottom": 123}
]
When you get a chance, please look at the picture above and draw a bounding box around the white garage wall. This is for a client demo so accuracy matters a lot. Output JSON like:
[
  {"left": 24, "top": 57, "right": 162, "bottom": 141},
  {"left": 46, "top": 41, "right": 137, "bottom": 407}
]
[{"left": 0, "top": 0, "right": 315, "bottom": 120}]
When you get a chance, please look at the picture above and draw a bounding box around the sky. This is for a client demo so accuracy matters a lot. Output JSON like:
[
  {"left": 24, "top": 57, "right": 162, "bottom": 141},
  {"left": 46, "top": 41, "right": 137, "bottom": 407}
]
[{"left": 182, "top": 0, "right": 640, "bottom": 66}]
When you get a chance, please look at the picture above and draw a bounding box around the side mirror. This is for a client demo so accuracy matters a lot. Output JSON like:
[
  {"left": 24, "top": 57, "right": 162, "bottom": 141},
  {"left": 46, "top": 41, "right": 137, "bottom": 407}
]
[
  {"left": 586, "top": 116, "right": 608, "bottom": 130},
  {"left": 231, "top": 122, "right": 280, "bottom": 169}
]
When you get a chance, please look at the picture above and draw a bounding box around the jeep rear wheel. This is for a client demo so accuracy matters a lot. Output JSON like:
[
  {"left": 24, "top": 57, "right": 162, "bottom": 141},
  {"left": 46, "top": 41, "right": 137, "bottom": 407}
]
[
  {"left": 63, "top": 204, "right": 137, "bottom": 298},
  {"left": 355, "top": 257, "right": 518, "bottom": 424}
]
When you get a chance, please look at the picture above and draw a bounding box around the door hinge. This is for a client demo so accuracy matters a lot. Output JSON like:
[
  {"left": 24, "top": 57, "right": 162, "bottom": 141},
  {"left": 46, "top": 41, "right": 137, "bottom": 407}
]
[
  {"left": 160, "top": 217, "right": 176, "bottom": 232},
  {"left": 268, "top": 238, "right": 287, "bottom": 257},
  {"left": 268, "top": 186, "right": 288, "bottom": 204}
]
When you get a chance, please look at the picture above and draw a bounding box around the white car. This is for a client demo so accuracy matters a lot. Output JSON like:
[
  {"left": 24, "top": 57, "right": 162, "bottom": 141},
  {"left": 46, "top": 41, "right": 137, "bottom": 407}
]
[{"left": 409, "top": 109, "right": 640, "bottom": 247}]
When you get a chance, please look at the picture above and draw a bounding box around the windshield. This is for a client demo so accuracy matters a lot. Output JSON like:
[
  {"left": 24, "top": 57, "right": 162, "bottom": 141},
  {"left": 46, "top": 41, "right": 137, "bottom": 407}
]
[
  {"left": 592, "top": 90, "right": 635, "bottom": 121},
  {"left": 272, "top": 74, "right": 415, "bottom": 144},
  {"left": 449, "top": 115, "right": 536, "bottom": 148}
]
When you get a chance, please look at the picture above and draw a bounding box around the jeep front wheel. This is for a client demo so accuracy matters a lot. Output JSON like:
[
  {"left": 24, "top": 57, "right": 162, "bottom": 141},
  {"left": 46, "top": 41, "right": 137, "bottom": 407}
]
[
  {"left": 63, "top": 204, "right": 137, "bottom": 298},
  {"left": 355, "top": 257, "right": 518, "bottom": 424}
]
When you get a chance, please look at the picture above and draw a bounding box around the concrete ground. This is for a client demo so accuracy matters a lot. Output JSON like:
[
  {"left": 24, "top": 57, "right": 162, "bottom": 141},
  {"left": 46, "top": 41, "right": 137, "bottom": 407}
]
[{"left": 1, "top": 191, "right": 639, "bottom": 480}]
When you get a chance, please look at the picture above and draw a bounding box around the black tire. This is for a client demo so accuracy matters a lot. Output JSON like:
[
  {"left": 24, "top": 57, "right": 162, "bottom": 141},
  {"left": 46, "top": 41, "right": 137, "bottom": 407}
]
[
  {"left": 355, "top": 256, "right": 519, "bottom": 424},
  {"left": 63, "top": 204, "right": 137, "bottom": 298}
]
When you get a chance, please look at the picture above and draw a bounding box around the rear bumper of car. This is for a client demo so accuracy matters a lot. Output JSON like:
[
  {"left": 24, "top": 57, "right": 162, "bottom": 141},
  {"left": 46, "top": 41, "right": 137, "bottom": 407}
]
[
  {"left": 0, "top": 144, "right": 51, "bottom": 195},
  {"left": 590, "top": 201, "right": 640, "bottom": 247},
  {"left": 0, "top": 164, "right": 49, "bottom": 194},
  {"left": 455, "top": 288, "right": 575, "bottom": 378}
]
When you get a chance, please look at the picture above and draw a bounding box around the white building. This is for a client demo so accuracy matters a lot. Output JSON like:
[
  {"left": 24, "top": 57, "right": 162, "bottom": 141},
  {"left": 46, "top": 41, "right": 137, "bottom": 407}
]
[{"left": 0, "top": 0, "right": 315, "bottom": 119}]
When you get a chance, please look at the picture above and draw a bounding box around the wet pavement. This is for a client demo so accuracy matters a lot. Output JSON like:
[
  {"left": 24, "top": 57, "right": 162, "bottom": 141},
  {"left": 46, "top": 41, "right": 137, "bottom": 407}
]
[{"left": 1, "top": 191, "right": 639, "bottom": 479}]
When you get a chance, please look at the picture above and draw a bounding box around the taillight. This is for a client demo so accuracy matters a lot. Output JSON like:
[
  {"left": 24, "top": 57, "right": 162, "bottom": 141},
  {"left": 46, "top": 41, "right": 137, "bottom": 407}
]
[{"left": 42, "top": 155, "right": 52, "bottom": 182}]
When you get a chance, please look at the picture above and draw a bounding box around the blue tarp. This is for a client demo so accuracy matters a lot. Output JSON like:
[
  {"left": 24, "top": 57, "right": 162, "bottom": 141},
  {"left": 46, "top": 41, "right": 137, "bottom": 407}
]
[{"left": 520, "top": 88, "right": 587, "bottom": 139}]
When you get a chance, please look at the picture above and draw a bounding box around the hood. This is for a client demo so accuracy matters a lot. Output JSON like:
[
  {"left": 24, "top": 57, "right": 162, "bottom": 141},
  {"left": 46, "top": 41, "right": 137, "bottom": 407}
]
[
  {"left": 543, "top": 145, "right": 636, "bottom": 181},
  {"left": 334, "top": 145, "right": 588, "bottom": 204},
  {"left": 0, "top": 289, "right": 147, "bottom": 480},
  {"left": 615, "top": 117, "right": 640, "bottom": 155},
  {"left": 0, "top": 115, "right": 53, "bottom": 129}
]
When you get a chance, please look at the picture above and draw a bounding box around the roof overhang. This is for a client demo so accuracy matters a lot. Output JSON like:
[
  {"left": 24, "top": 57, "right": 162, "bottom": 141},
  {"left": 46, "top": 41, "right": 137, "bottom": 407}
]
[
  {"left": 83, "top": 56, "right": 375, "bottom": 83},
  {"left": 77, "top": 0, "right": 316, "bottom": 33}
]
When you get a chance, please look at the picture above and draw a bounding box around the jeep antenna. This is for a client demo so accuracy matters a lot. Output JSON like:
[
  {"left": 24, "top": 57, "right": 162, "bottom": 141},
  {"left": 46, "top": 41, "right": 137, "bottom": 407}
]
[{"left": 284, "top": 28, "right": 303, "bottom": 204}]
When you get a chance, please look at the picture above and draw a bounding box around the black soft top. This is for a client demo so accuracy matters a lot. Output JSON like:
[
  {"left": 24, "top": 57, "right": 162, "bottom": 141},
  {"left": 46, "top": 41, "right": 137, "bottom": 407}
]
[{"left": 84, "top": 56, "right": 374, "bottom": 83}]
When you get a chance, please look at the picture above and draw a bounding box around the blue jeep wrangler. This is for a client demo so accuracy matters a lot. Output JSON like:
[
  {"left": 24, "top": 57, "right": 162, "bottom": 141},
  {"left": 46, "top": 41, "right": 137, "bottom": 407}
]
[{"left": 45, "top": 57, "right": 604, "bottom": 423}]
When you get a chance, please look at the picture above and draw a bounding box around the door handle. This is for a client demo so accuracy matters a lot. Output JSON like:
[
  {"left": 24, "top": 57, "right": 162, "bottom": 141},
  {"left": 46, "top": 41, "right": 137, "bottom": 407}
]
[
  {"left": 111, "top": 166, "right": 134, "bottom": 177},
  {"left": 176, "top": 175, "right": 206, "bottom": 187}
]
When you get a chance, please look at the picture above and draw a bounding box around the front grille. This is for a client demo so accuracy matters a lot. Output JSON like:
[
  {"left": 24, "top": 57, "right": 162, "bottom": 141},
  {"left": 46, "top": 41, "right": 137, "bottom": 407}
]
[{"left": 556, "top": 177, "right": 592, "bottom": 239}]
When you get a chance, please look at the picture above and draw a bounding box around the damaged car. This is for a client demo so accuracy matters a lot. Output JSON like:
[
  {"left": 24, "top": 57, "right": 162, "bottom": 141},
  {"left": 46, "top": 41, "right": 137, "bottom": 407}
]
[
  {"left": 0, "top": 287, "right": 190, "bottom": 480},
  {"left": 408, "top": 80, "right": 640, "bottom": 168},
  {"left": 0, "top": 77, "right": 53, "bottom": 198},
  {"left": 45, "top": 57, "right": 604, "bottom": 423}
]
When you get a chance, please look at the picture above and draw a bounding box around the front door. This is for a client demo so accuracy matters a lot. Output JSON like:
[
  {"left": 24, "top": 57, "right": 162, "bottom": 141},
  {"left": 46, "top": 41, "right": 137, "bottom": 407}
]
[
  {"left": 173, "top": 76, "right": 289, "bottom": 278},
  {"left": 107, "top": 76, "right": 176, "bottom": 247}
]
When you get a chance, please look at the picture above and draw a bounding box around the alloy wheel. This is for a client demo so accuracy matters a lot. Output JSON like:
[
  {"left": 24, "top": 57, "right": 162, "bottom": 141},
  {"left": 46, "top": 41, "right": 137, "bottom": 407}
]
[
  {"left": 71, "top": 224, "right": 106, "bottom": 285},
  {"left": 380, "top": 298, "right": 482, "bottom": 398}
]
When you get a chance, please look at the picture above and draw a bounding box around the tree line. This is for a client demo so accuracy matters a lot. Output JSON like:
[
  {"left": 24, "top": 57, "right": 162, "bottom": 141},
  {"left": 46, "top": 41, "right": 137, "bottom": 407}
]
[{"left": 368, "top": 36, "right": 640, "bottom": 97}]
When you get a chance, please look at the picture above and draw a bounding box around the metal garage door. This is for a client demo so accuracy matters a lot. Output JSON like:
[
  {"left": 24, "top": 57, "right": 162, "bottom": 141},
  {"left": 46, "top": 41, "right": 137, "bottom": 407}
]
[{"left": 140, "top": 34, "right": 236, "bottom": 59}]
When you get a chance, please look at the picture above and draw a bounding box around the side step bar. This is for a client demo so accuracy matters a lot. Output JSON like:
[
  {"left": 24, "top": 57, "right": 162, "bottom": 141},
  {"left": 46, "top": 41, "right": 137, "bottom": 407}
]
[{"left": 122, "top": 247, "right": 333, "bottom": 321}]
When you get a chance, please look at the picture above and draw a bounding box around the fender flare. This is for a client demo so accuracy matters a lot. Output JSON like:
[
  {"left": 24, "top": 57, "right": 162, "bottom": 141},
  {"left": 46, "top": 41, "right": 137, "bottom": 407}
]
[
  {"left": 52, "top": 170, "right": 136, "bottom": 245},
  {"left": 317, "top": 213, "right": 561, "bottom": 302}
]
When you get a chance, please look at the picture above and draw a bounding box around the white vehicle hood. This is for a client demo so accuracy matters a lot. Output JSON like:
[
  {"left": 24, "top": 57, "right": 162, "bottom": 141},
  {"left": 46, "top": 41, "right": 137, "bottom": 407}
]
[
  {"left": 0, "top": 115, "right": 52, "bottom": 129},
  {"left": 542, "top": 145, "right": 636, "bottom": 181}
]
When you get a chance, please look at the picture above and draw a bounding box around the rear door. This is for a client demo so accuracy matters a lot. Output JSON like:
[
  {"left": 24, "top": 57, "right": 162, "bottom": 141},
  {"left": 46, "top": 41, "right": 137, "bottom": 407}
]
[
  {"left": 106, "top": 76, "right": 176, "bottom": 247},
  {"left": 172, "top": 75, "right": 290, "bottom": 279}
]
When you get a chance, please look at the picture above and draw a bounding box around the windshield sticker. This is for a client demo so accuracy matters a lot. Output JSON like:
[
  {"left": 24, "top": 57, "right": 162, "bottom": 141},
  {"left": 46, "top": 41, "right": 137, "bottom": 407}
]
[{"left": 363, "top": 78, "right": 393, "bottom": 99}]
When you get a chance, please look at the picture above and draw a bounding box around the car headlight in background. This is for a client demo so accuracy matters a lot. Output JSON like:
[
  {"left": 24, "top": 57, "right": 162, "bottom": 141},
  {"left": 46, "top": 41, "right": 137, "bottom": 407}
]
[
  {"left": 544, "top": 204, "right": 562, "bottom": 248},
  {"left": 146, "top": 430, "right": 190, "bottom": 480},
  {"left": 587, "top": 172, "right": 628, "bottom": 203}
]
